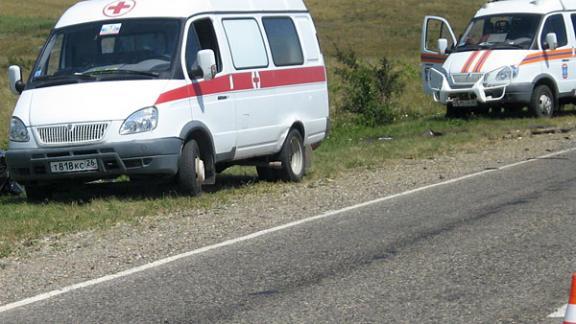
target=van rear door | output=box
[421,16,457,94]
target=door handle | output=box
[218,95,229,100]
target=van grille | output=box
[36,123,109,145]
[451,73,483,85]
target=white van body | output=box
[421,0,576,117]
[6,0,329,198]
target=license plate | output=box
[50,159,98,174]
[452,99,477,107]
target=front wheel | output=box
[177,140,204,196]
[529,85,555,118]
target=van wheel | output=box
[25,185,51,202]
[279,129,306,182]
[529,85,555,118]
[178,140,204,196]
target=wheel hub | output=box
[538,94,553,115]
[289,137,303,174]
[195,158,205,184]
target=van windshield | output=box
[30,19,181,88]
[456,14,541,52]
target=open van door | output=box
[421,16,457,94]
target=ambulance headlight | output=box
[9,117,30,142]
[483,66,516,88]
[120,107,158,135]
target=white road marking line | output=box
[1,146,575,314]
[548,304,567,318]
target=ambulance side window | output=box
[425,20,455,52]
[262,17,304,67]
[571,14,576,41]
[223,19,269,70]
[194,19,223,73]
[540,14,568,49]
[186,18,223,78]
[185,25,202,76]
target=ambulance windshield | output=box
[456,14,541,51]
[31,19,181,87]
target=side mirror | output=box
[197,49,217,81]
[545,33,558,50]
[438,38,449,55]
[8,66,25,95]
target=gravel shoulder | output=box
[0,130,574,306]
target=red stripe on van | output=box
[420,53,447,64]
[232,73,254,91]
[155,66,326,105]
[156,75,231,105]
[260,66,326,88]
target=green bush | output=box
[334,48,404,126]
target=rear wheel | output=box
[278,129,306,182]
[257,129,306,183]
[529,85,555,118]
[177,140,204,196]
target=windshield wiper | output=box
[32,74,97,88]
[81,69,159,78]
[454,44,489,52]
[34,74,96,82]
[490,43,525,50]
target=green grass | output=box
[1,0,576,257]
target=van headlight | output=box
[483,66,518,88]
[9,117,30,142]
[120,107,158,135]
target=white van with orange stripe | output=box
[421,0,576,117]
[5,0,329,200]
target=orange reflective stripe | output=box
[461,51,481,73]
[473,51,492,72]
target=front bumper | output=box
[6,137,182,184]
[428,68,531,106]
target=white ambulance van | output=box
[6,0,329,200]
[421,0,576,117]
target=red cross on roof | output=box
[103,0,136,17]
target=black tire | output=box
[529,85,555,118]
[25,185,51,202]
[177,140,203,196]
[256,129,306,182]
[278,129,306,182]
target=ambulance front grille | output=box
[451,73,483,85]
[36,123,109,145]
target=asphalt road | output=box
[2,150,576,323]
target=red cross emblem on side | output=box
[251,71,261,89]
[103,0,136,17]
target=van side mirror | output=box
[197,49,217,81]
[8,66,25,95]
[438,38,449,55]
[545,33,558,50]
